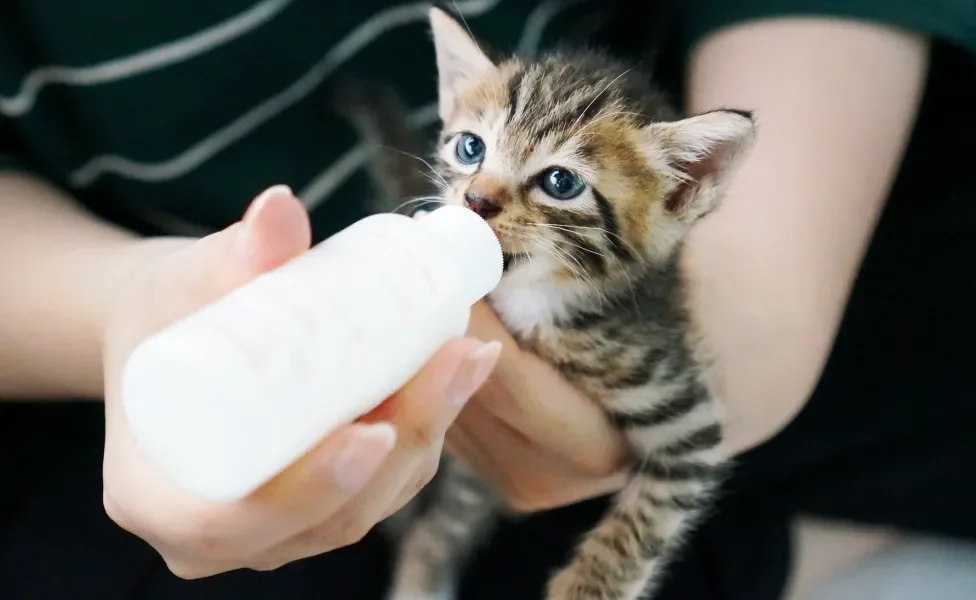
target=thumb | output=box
[158,185,312,321]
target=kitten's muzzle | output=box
[464,191,502,220]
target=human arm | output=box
[0,171,143,399]
[681,16,928,451]
[446,16,928,510]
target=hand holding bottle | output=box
[100,186,500,577]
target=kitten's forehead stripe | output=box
[505,69,524,125]
[500,52,675,151]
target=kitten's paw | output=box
[411,208,431,220]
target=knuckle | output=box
[576,444,629,478]
[398,418,438,451]
[333,518,371,549]
[102,491,132,530]
[164,558,215,580]
[338,526,369,549]
[300,516,368,553]
[505,494,544,514]
[249,561,287,572]
[501,482,556,514]
[165,514,237,561]
[415,455,441,492]
[577,456,621,479]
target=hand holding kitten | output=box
[446,302,629,512]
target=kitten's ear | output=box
[429,5,495,120]
[643,109,756,221]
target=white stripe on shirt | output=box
[0,0,294,118]
[68,0,502,189]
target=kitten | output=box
[338,7,756,600]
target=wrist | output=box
[0,171,200,400]
[87,235,197,396]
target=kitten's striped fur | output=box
[336,7,756,600]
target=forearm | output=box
[0,171,144,399]
[681,19,928,452]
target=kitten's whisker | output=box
[578,109,645,133]
[451,1,485,59]
[391,196,446,214]
[570,69,632,132]
[377,145,450,188]
[537,221,633,249]
[547,236,610,308]
[568,108,643,148]
[529,222,639,257]
[535,240,584,286]
[527,233,602,305]
[421,172,448,190]
[556,237,602,258]
[515,239,531,271]
[446,0,503,107]
[553,232,629,310]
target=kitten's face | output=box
[429,8,755,287]
[434,56,672,279]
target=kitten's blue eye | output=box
[455,133,486,165]
[539,167,585,200]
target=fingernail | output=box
[330,422,397,492]
[237,185,294,260]
[243,185,294,227]
[445,341,502,406]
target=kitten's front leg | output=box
[542,464,714,600]
[544,385,727,600]
[387,460,501,600]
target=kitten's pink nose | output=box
[464,192,502,219]
[464,176,509,220]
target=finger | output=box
[466,302,627,475]
[260,339,499,562]
[445,400,627,512]
[344,338,499,518]
[106,418,396,571]
[154,185,311,327]
[253,439,447,570]
[380,447,442,521]
[243,421,397,545]
[361,338,500,448]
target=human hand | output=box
[445,302,628,513]
[100,185,500,577]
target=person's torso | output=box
[2,0,973,241]
[0,0,607,240]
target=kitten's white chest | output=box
[488,280,575,340]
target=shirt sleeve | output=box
[679,0,976,56]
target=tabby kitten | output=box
[349,7,756,600]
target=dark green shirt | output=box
[1,0,973,241]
